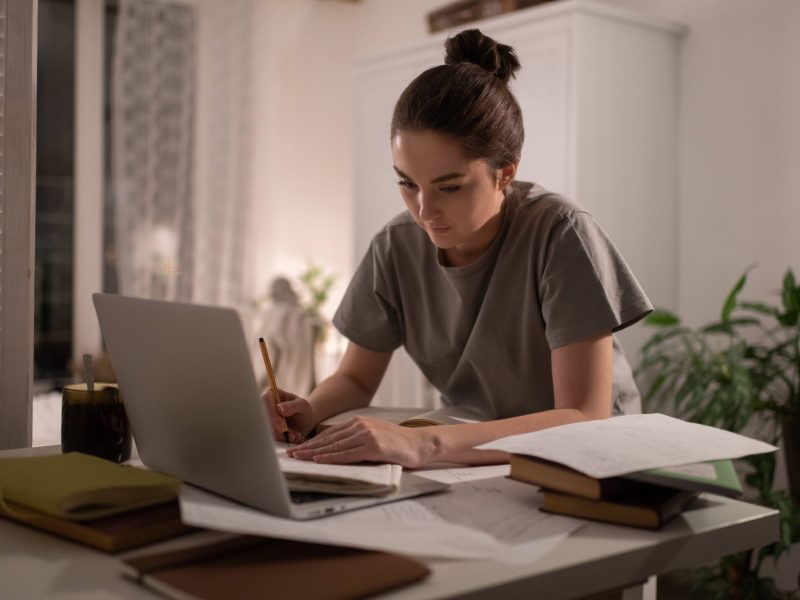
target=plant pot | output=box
[781,414,800,500]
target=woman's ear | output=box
[497,162,519,190]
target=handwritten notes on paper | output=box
[411,464,510,484]
[179,474,583,564]
[476,413,777,479]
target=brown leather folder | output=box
[122,535,430,600]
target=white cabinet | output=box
[353,0,685,407]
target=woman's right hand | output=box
[262,388,318,444]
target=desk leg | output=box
[621,576,656,600]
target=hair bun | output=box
[444,28,521,84]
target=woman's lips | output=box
[429,225,450,234]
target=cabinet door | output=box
[486,22,571,195]
[353,52,438,262]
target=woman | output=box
[265,29,652,468]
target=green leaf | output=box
[779,270,800,326]
[644,372,670,399]
[643,310,680,327]
[739,301,780,318]
[702,318,760,334]
[639,326,690,355]
[721,272,749,322]
[778,311,799,327]
[783,270,798,305]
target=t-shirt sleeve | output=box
[540,210,653,349]
[332,241,403,353]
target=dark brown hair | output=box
[391,29,524,170]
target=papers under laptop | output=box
[92,293,448,520]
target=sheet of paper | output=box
[476,413,777,478]
[411,464,510,484]
[180,476,582,564]
[411,476,585,564]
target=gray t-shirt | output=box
[333,181,653,418]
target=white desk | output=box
[0,447,779,600]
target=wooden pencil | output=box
[258,337,290,443]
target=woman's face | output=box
[391,130,514,267]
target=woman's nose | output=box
[418,193,440,221]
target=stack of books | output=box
[0,452,193,551]
[509,454,742,529]
[475,413,777,530]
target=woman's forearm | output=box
[306,372,374,424]
[422,407,596,465]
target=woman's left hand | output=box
[286,416,435,468]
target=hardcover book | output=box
[0,452,191,551]
[541,487,699,530]
[509,454,743,500]
[0,452,181,520]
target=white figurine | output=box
[253,277,315,396]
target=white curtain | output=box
[112,0,255,308]
[112,0,196,301]
[192,0,254,308]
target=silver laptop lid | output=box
[93,293,295,517]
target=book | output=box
[541,487,699,530]
[316,405,486,432]
[0,452,191,551]
[509,454,743,500]
[0,498,194,552]
[278,450,403,496]
[122,534,431,600]
[0,452,181,520]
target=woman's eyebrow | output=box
[393,166,466,183]
[431,172,466,183]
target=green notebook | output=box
[0,452,181,521]
[623,459,743,498]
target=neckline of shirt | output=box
[435,182,530,278]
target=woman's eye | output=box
[397,180,417,189]
[439,186,461,193]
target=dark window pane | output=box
[35,0,76,384]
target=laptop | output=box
[92,293,448,519]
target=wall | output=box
[599,0,800,326]
[248,0,359,313]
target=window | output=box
[35,0,118,391]
[35,0,76,386]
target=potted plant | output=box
[636,268,800,599]
[298,263,337,346]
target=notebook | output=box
[93,293,448,520]
[121,535,430,600]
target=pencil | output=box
[259,337,290,443]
